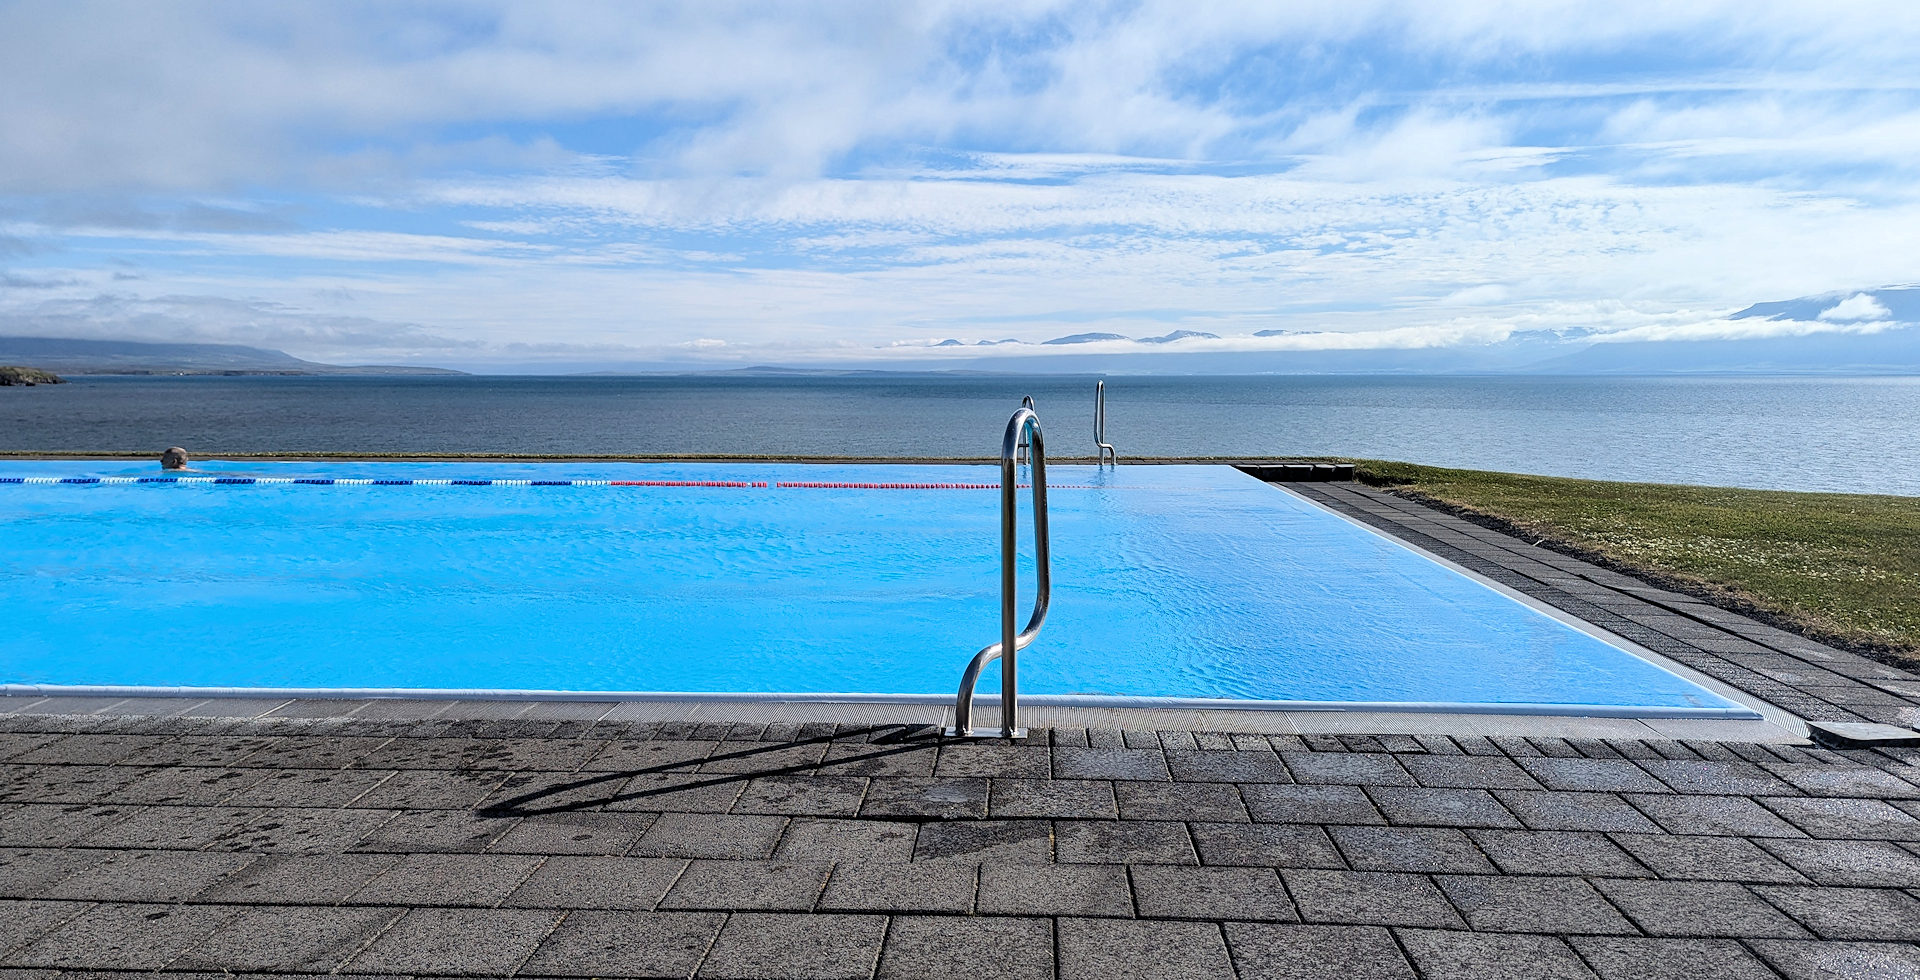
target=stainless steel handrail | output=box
[1094,380,1117,465]
[948,405,1050,739]
[1015,395,1035,466]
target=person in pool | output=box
[160,447,190,470]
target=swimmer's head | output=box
[160,447,189,470]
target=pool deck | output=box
[5,483,1920,976]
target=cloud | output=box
[1817,293,1893,321]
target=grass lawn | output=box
[1352,460,1920,666]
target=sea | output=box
[5,374,1917,496]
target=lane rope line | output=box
[0,476,1108,490]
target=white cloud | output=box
[1817,293,1893,321]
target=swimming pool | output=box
[0,460,1755,717]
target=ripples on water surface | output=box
[5,374,1916,494]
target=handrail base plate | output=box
[942,726,1028,740]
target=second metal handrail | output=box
[1015,395,1035,466]
[948,405,1050,739]
[1095,380,1117,465]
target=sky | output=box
[2,1,1919,370]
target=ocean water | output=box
[4,374,1917,495]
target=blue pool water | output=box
[0,461,1751,715]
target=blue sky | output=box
[2,1,1919,369]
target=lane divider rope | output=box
[0,476,1103,490]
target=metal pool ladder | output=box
[1095,380,1117,465]
[1015,395,1035,466]
[948,404,1051,739]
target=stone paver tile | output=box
[1394,930,1594,980]
[43,849,253,902]
[1469,829,1650,876]
[80,804,258,849]
[11,733,157,766]
[606,772,747,814]
[1225,923,1412,980]
[220,805,400,853]
[935,743,1052,778]
[1165,749,1289,783]
[348,769,507,809]
[1364,786,1520,828]
[660,860,830,911]
[0,804,138,847]
[697,741,828,775]
[226,768,394,807]
[1766,763,1920,799]
[1281,752,1413,786]
[489,811,657,855]
[583,738,718,773]
[991,778,1117,819]
[521,910,724,978]
[775,818,918,862]
[1595,878,1810,938]
[1053,747,1171,781]
[733,775,869,817]
[351,852,542,906]
[1753,885,1920,941]
[1189,822,1344,868]
[818,861,977,914]
[504,855,686,910]
[7,903,235,970]
[878,915,1050,980]
[1329,826,1494,874]
[1055,820,1196,865]
[234,734,394,769]
[631,813,787,859]
[698,912,886,980]
[1436,875,1635,933]
[113,766,264,805]
[1282,870,1465,928]
[914,819,1052,864]
[1626,794,1806,837]
[173,905,402,973]
[1637,760,1796,796]
[1241,784,1384,825]
[0,766,140,805]
[1763,797,1920,840]
[1114,781,1249,822]
[1056,917,1233,980]
[0,899,90,960]
[337,808,501,853]
[814,741,939,778]
[345,907,560,976]
[1758,838,1920,886]
[1749,938,1920,980]
[1400,755,1541,791]
[480,770,627,813]
[1131,864,1294,921]
[1571,937,1779,980]
[859,778,989,819]
[979,863,1133,917]
[196,853,399,904]
[1516,757,1670,793]
[0,848,103,897]
[1494,791,1660,832]
[1612,834,1805,883]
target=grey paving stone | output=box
[1766,763,1920,798]
[1131,864,1294,921]
[80,804,259,850]
[521,909,725,977]
[1241,783,1384,824]
[0,804,138,847]
[0,901,94,962]
[173,905,402,972]
[914,819,1052,863]
[1394,930,1594,980]
[1749,938,1920,980]
[859,778,989,819]
[814,741,939,777]
[631,813,787,859]
[220,805,399,853]
[196,853,399,904]
[1571,937,1779,980]
[877,915,1051,980]
[489,811,657,855]
[1636,760,1798,796]
[9,734,152,766]
[348,769,507,809]
[351,852,542,906]
[1611,834,1806,882]
[1189,822,1344,868]
[732,774,868,816]
[1282,870,1466,928]
[1494,791,1661,832]
[113,766,264,805]
[697,912,886,980]
[607,772,747,814]
[991,778,1118,818]
[1758,838,1920,886]
[1281,752,1413,786]
[583,738,717,772]
[1436,874,1636,933]
[7,902,236,970]
[345,907,560,976]
[504,855,687,910]
[698,740,829,774]
[1627,793,1807,837]
[0,848,101,897]
[1364,786,1520,828]
[226,768,394,807]
[660,860,830,911]
[979,863,1134,916]
[1054,747,1172,781]
[1056,917,1234,980]
[1763,797,1920,840]
[1114,781,1249,822]
[1165,749,1290,783]
[1517,757,1672,793]
[935,743,1052,778]
[1753,885,1920,940]
[1224,923,1413,980]
[1329,826,1495,873]
[1056,820,1196,865]
[42,849,254,902]
[1595,878,1810,937]
[481,770,628,813]
[818,861,977,913]
[775,818,918,862]
[235,734,395,769]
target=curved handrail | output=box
[1014,395,1035,465]
[1095,380,1117,465]
[950,405,1051,738]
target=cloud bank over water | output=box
[2,2,1919,370]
